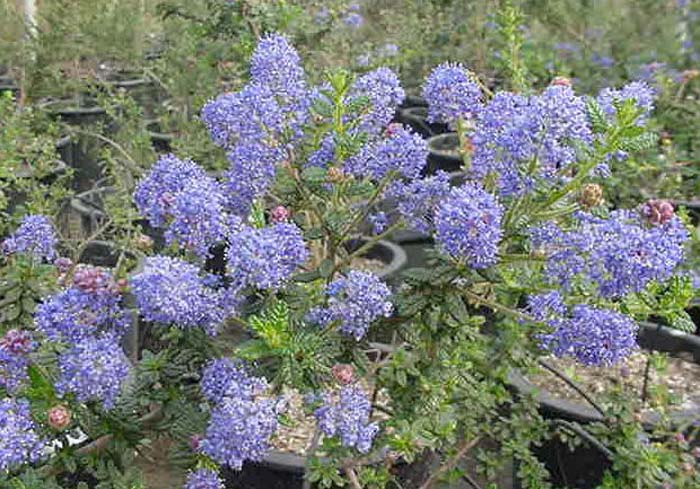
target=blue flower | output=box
[434,183,503,268]
[314,386,378,453]
[0,330,34,394]
[597,81,654,126]
[223,142,282,217]
[130,256,239,334]
[349,68,405,135]
[0,398,46,471]
[384,171,452,234]
[2,214,57,260]
[250,33,307,101]
[226,223,308,291]
[343,12,364,28]
[183,468,224,489]
[200,358,268,405]
[423,62,483,126]
[55,334,131,409]
[308,270,393,340]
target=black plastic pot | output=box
[673,200,700,226]
[146,119,175,153]
[223,452,305,489]
[40,97,108,126]
[426,133,463,175]
[0,76,18,97]
[344,237,407,284]
[510,322,700,488]
[396,106,448,139]
[399,95,428,110]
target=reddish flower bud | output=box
[327,167,346,183]
[332,364,355,385]
[550,76,572,87]
[384,123,403,138]
[47,405,71,431]
[189,434,202,451]
[461,138,474,153]
[579,183,603,208]
[0,329,33,355]
[134,234,154,251]
[54,257,73,273]
[270,206,290,223]
[643,199,675,225]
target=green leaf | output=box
[301,166,327,185]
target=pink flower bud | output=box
[384,123,403,137]
[189,434,202,451]
[47,405,71,431]
[0,330,33,355]
[54,257,73,273]
[332,364,355,385]
[550,76,572,87]
[270,206,290,223]
[643,199,675,225]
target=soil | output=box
[529,351,700,413]
[349,256,386,274]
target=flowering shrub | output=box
[1,31,698,489]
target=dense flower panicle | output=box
[343,125,427,180]
[250,33,306,101]
[2,214,57,260]
[596,81,655,125]
[34,286,130,343]
[349,68,405,134]
[434,184,504,268]
[470,86,592,196]
[368,212,388,235]
[72,265,117,295]
[343,12,364,28]
[200,358,268,405]
[0,330,34,394]
[314,386,378,453]
[130,256,238,334]
[0,398,46,471]
[305,133,336,168]
[135,155,227,257]
[423,63,483,125]
[538,304,638,366]
[163,177,228,257]
[200,396,279,470]
[183,469,225,489]
[643,199,675,225]
[384,171,452,234]
[55,334,130,409]
[527,291,568,321]
[226,223,308,290]
[223,142,282,217]
[531,210,688,298]
[308,270,393,340]
[134,154,208,228]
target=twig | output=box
[344,465,363,489]
[302,430,322,489]
[461,473,484,489]
[418,437,481,489]
[462,289,533,322]
[553,419,614,459]
[538,359,607,418]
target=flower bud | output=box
[682,462,694,474]
[384,123,403,138]
[461,138,474,154]
[681,69,700,83]
[691,447,700,458]
[550,76,572,87]
[643,199,674,225]
[675,432,687,444]
[134,234,154,251]
[579,183,603,208]
[270,206,290,223]
[189,434,202,451]
[73,265,112,294]
[0,329,33,355]
[47,405,71,431]
[331,364,355,385]
[54,257,73,273]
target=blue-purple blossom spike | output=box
[314,385,379,453]
[130,256,239,334]
[384,171,452,234]
[250,33,306,100]
[200,358,268,405]
[0,329,34,394]
[55,334,131,409]
[349,68,405,134]
[0,398,46,471]
[2,214,57,260]
[226,223,308,290]
[423,62,483,126]
[308,270,393,340]
[596,81,655,125]
[434,183,503,268]
[183,468,225,489]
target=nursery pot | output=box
[672,200,700,226]
[40,97,108,126]
[398,94,428,110]
[396,106,448,139]
[426,133,463,175]
[222,451,305,489]
[146,119,175,153]
[510,322,700,488]
[343,237,407,283]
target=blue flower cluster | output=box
[200,358,267,405]
[130,256,239,335]
[202,34,310,219]
[55,334,131,409]
[423,63,483,126]
[226,223,308,291]
[183,468,224,489]
[385,171,452,234]
[134,154,227,257]
[34,268,130,343]
[1,214,57,260]
[308,270,393,340]
[344,125,427,181]
[529,292,638,366]
[434,183,504,268]
[349,68,405,134]
[470,86,592,196]
[314,385,379,453]
[0,398,46,471]
[530,209,688,298]
[0,330,34,394]
[597,81,655,125]
[199,359,279,470]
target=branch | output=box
[419,437,481,489]
[343,465,363,489]
[302,430,322,489]
[537,359,607,418]
[553,419,614,459]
